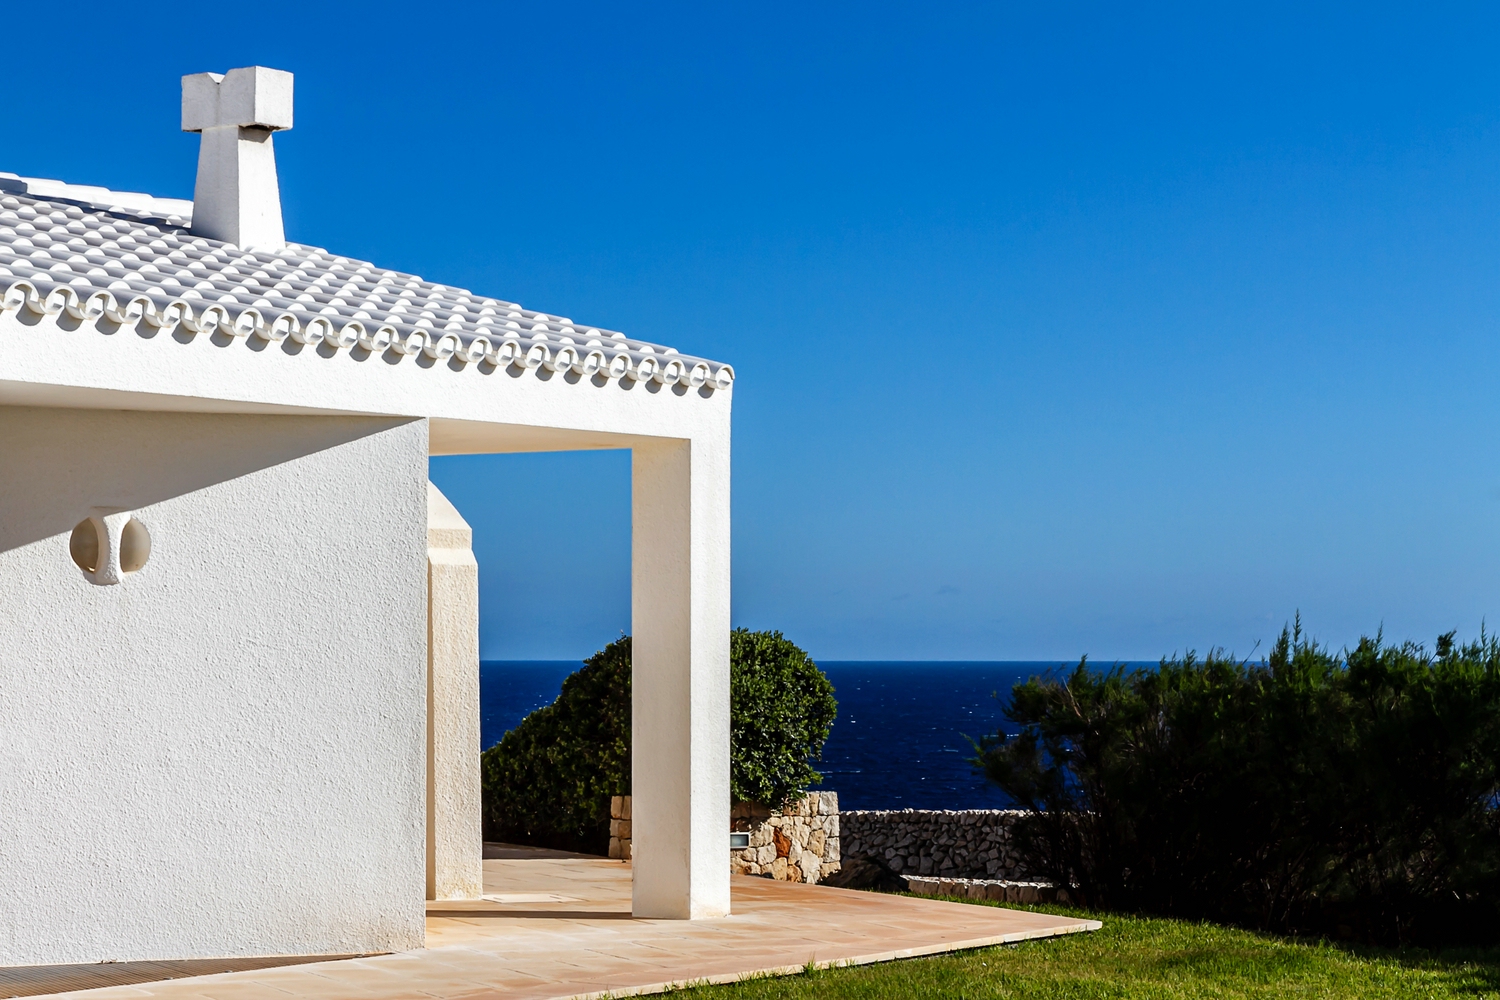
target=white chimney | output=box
[181,66,294,249]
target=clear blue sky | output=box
[12,3,1500,661]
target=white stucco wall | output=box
[0,405,429,965]
[0,298,737,929]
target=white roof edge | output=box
[0,178,737,393]
[0,173,194,222]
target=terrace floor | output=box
[8,846,1099,1000]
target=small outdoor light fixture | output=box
[729,832,751,849]
[69,509,151,584]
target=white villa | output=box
[0,67,734,966]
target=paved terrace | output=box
[4,846,1099,1000]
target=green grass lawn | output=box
[669,896,1500,999]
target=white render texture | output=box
[183,68,293,249]
[631,435,732,919]
[425,482,483,901]
[0,406,429,964]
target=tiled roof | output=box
[0,174,734,391]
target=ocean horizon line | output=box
[480,657,1163,666]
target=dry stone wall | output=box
[608,792,842,884]
[906,877,1071,904]
[730,792,840,883]
[840,809,1034,880]
[608,794,633,860]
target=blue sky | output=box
[12,3,1500,660]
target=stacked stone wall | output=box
[840,809,1034,880]
[730,792,840,883]
[608,795,633,860]
[608,792,842,884]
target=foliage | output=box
[971,620,1500,945]
[670,899,1500,1000]
[481,629,836,854]
[480,637,631,853]
[728,628,838,808]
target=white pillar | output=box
[426,482,483,901]
[631,434,732,919]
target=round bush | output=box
[480,637,631,853]
[728,628,837,809]
[481,629,836,854]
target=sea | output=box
[480,660,1150,810]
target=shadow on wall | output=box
[0,406,420,553]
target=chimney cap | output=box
[182,66,293,133]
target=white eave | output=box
[0,175,735,401]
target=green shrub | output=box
[481,628,836,854]
[480,637,632,853]
[728,628,838,808]
[973,620,1500,945]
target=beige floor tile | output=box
[13,848,1098,1000]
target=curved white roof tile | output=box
[0,175,734,393]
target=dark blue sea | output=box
[479,660,1148,810]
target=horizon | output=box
[483,657,1178,665]
[15,2,1500,661]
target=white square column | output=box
[630,433,732,919]
[425,482,483,901]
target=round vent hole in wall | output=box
[70,515,151,580]
[120,518,151,573]
[69,519,99,574]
